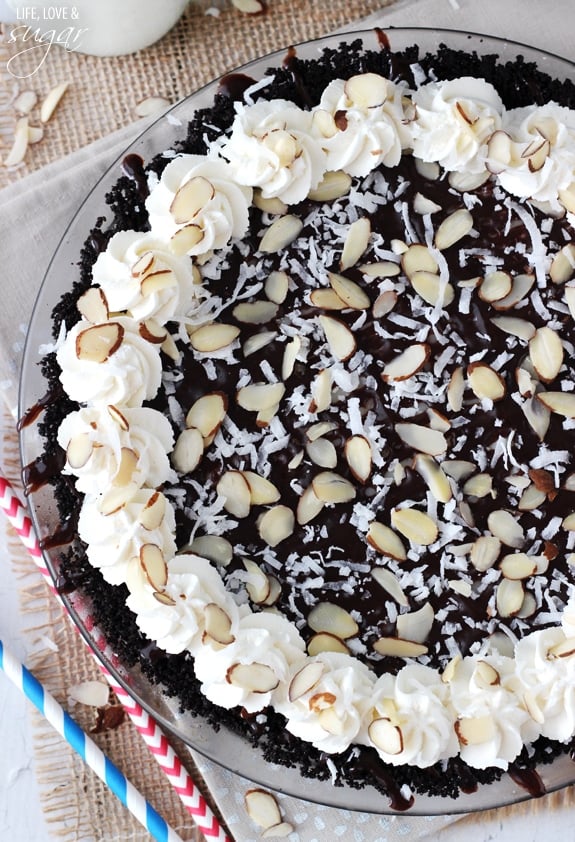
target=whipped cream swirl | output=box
[146,154,252,257]
[217,99,327,204]
[91,230,200,324]
[412,77,504,173]
[57,406,175,496]
[313,74,411,177]
[57,317,163,407]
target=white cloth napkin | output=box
[3,1,575,839]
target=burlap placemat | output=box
[0,0,394,189]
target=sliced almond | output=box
[170,176,215,224]
[550,244,575,284]
[401,244,438,278]
[243,331,277,357]
[373,637,428,658]
[137,492,166,532]
[227,663,278,693]
[311,471,356,504]
[307,169,352,202]
[446,366,465,412]
[203,602,235,647]
[328,271,370,309]
[27,125,44,144]
[241,471,281,505]
[340,217,371,270]
[243,559,271,604]
[172,427,204,474]
[244,788,282,829]
[496,577,525,617]
[107,405,129,431]
[140,269,177,297]
[522,394,551,441]
[252,191,288,215]
[13,89,37,114]
[529,326,564,382]
[264,270,289,304]
[306,437,338,469]
[189,535,233,566]
[77,287,109,324]
[135,96,171,118]
[186,392,228,438]
[479,271,512,303]
[344,72,389,108]
[233,300,279,325]
[359,261,401,279]
[462,472,493,499]
[40,81,69,123]
[499,552,537,580]
[394,422,447,456]
[216,470,252,518]
[307,632,350,656]
[562,513,575,531]
[487,509,524,548]
[306,421,337,442]
[390,508,438,546]
[442,460,476,481]
[470,535,501,572]
[409,270,455,308]
[490,316,536,341]
[259,215,303,254]
[170,223,204,255]
[473,660,500,688]
[415,159,441,181]
[66,433,93,470]
[318,315,356,361]
[382,343,430,382]
[396,601,434,644]
[367,521,407,561]
[288,662,325,702]
[455,716,496,746]
[190,323,240,353]
[257,505,295,547]
[414,454,452,503]
[308,691,336,712]
[139,543,168,591]
[237,382,285,412]
[467,362,506,401]
[434,208,473,250]
[113,447,138,487]
[139,319,168,344]
[558,184,575,215]
[261,822,295,839]
[373,290,398,318]
[448,170,490,192]
[371,567,409,606]
[309,367,332,413]
[537,391,575,418]
[309,288,346,310]
[547,637,575,659]
[308,601,358,639]
[368,718,403,755]
[413,192,442,214]
[296,484,325,525]
[153,591,176,606]
[491,273,535,311]
[75,322,124,363]
[344,435,372,484]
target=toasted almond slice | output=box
[243,331,277,357]
[371,567,408,606]
[414,454,452,503]
[409,270,455,307]
[499,552,537,580]
[367,522,407,561]
[373,637,429,658]
[401,243,438,278]
[491,273,535,310]
[66,433,93,470]
[252,191,288,215]
[467,362,506,401]
[288,662,325,702]
[75,322,124,363]
[170,176,215,224]
[479,271,512,303]
[307,169,352,201]
[391,508,438,546]
[462,472,493,499]
[216,470,252,518]
[306,437,338,469]
[186,392,227,438]
[396,602,434,644]
[394,422,447,456]
[241,471,281,505]
[340,217,371,270]
[189,535,233,566]
[308,601,358,639]
[40,81,68,123]
[257,505,295,547]
[227,663,278,693]
[490,316,536,341]
[470,535,501,572]
[344,435,372,484]
[550,244,575,284]
[328,271,370,309]
[237,381,285,412]
[318,315,357,361]
[261,822,295,839]
[309,288,346,310]
[537,391,575,417]
[233,300,279,324]
[203,602,235,646]
[309,367,332,413]
[190,323,239,353]
[487,509,524,548]
[113,447,138,487]
[434,208,473,250]
[307,632,350,656]
[77,287,109,323]
[529,326,564,382]
[312,471,356,504]
[139,543,168,591]
[296,484,325,525]
[496,578,525,617]
[259,215,303,253]
[455,716,496,746]
[382,342,430,382]
[243,559,271,604]
[368,718,403,755]
[308,690,337,712]
[172,427,204,474]
[359,261,400,278]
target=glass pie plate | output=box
[18,27,575,815]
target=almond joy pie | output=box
[22,31,575,810]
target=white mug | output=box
[2,0,190,57]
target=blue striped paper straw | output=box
[0,639,185,842]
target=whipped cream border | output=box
[53,69,575,773]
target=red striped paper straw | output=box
[0,472,232,842]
